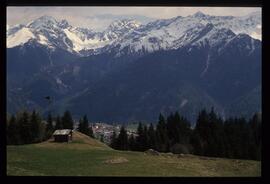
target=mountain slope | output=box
[48,31,261,123]
[7,12,261,123]
[225,85,261,118]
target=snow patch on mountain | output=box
[7,27,35,48]
[249,24,261,40]
[37,34,51,47]
[250,31,261,40]
[63,28,110,52]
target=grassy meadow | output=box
[7,131,261,176]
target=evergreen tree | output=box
[62,110,73,129]
[156,113,169,152]
[110,130,118,149]
[18,111,32,144]
[249,113,261,160]
[148,123,156,149]
[167,112,191,146]
[223,118,236,158]
[193,109,210,155]
[7,115,20,145]
[8,111,46,145]
[77,118,83,132]
[117,126,129,150]
[30,110,42,142]
[135,122,145,151]
[46,113,54,135]
[190,130,203,155]
[82,115,90,136]
[55,115,63,129]
[214,117,225,157]
[166,113,176,145]
[206,108,224,156]
[179,116,192,144]
[222,116,256,159]
[143,125,149,149]
[89,125,94,138]
[77,115,94,138]
[128,134,136,151]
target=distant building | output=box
[53,129,73,142]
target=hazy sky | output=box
[7,7,261,31]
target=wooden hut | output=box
[53,129,73,142]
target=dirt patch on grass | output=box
[104,157,129,164]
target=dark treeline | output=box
[77,115,94,138]
[110,108,261,161]
[7,110,93,145]
[7,108,261,160]
[7,110,47,145]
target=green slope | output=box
[7,131,261,176]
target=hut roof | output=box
[53,129,72,135]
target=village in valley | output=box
[76,122,138,144]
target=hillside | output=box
[7,131,261,176]
[36,131,111,150]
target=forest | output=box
[6,108,261,161]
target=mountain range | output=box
[7,11,261,124]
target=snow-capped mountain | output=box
[104,19,141,40]
[7,11,261,57]
[103,11,261,56]
[6,16,142,55]
[7,11,261,123]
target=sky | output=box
[7,7,261,31]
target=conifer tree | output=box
[148,123,156,149]
[249,113,261,160]
[55,115,63,129]
[46,113,54,135]
[18,111,32,144]
[7,115,20,145]
[110,130,118,149]
[62,110,73,129]
[77,118,83,132]
[30,110,42,142]
[143,124,149,150]
[136,122,145,151]
[77,115,94,137]
[89,125,94,138]
[128,134,136,151]
[82,115,90,136]
[117,126,129,150]
[156,113,169,152]
[194,109,210,155]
